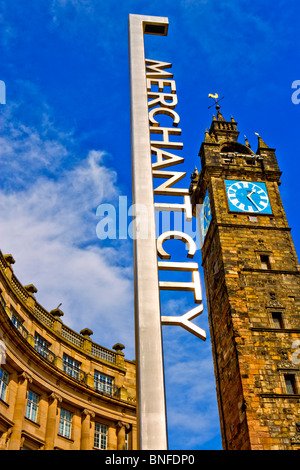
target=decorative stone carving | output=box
[256,239,270,253]
[4,254,15,265]
[116,420,130,431]
[81,409,95,418]
[49,308,64,318]
[291,422,300,444]
[48,392,62,403]
[112,343,125,354]
[277,350,299,371]
[80,328,93,338]
[24,284,38,295]
[265,292,285,309]
[18,371,32,384]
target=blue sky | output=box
[1,0,299,451]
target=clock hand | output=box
[247,193,260,210]
[247,189,256,198]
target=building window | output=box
[220,152,235,164]
[260,255,271,270]
[11,312,26,334]
[0,368,9,401]
[284,374,297,394]
[271,312,284,329]
[223,157,234,164]
[94,371,114,395]
[25,390,39,422]
[63,354,81,380]
[34,333,50,359]
[10,311,29,341]
[59,408,72,439]
[11,312,20,328]
[245,156,256,166]
[94,423,108,450]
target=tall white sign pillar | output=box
[128,14,169,450]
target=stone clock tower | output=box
[189,105,300,450]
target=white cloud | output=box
[0,140,135,358]
[0,102,75,190]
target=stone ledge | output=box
[242,268,300,275]
[217,223,291,231]
[251,326,300,333]
[260,393,300,399]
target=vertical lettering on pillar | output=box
[146,59,206,340]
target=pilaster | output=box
[80,409,95,450]
[116,420,130,450]
[8,371,32,450]
[44,392,62,450]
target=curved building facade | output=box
[0,250,137,450]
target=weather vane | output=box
[208,93,224,110]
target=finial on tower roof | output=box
[255,132,269,149]
[244,135,251,148]
[208,93,224,111]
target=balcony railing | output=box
[2,305,123,398]
[62,363,87,383]
[91,343,116,364]
[0,250,117,365]
[34,343,56,364]
[10,314,30,341]
[94,382,120,398]
[61,325,84,348]
[9,314,56,365]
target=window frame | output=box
[271,311,284,329]
[25,389,40,423]
[260,254,271,270]
[58,407,73,439]
[63,354,81,381]
[94,422,108,450]
[94,371,114,396]
[284,373,298,394]
[245,156,257,166]
[34,333,51,359]
[0,367,9,402]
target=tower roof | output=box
[208,105,239,143]
[256,134,270,150]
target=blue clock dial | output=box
[200,190,212,244]
[225,180,272,214]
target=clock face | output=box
[199,190,212,244]
[225,180,272,214]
